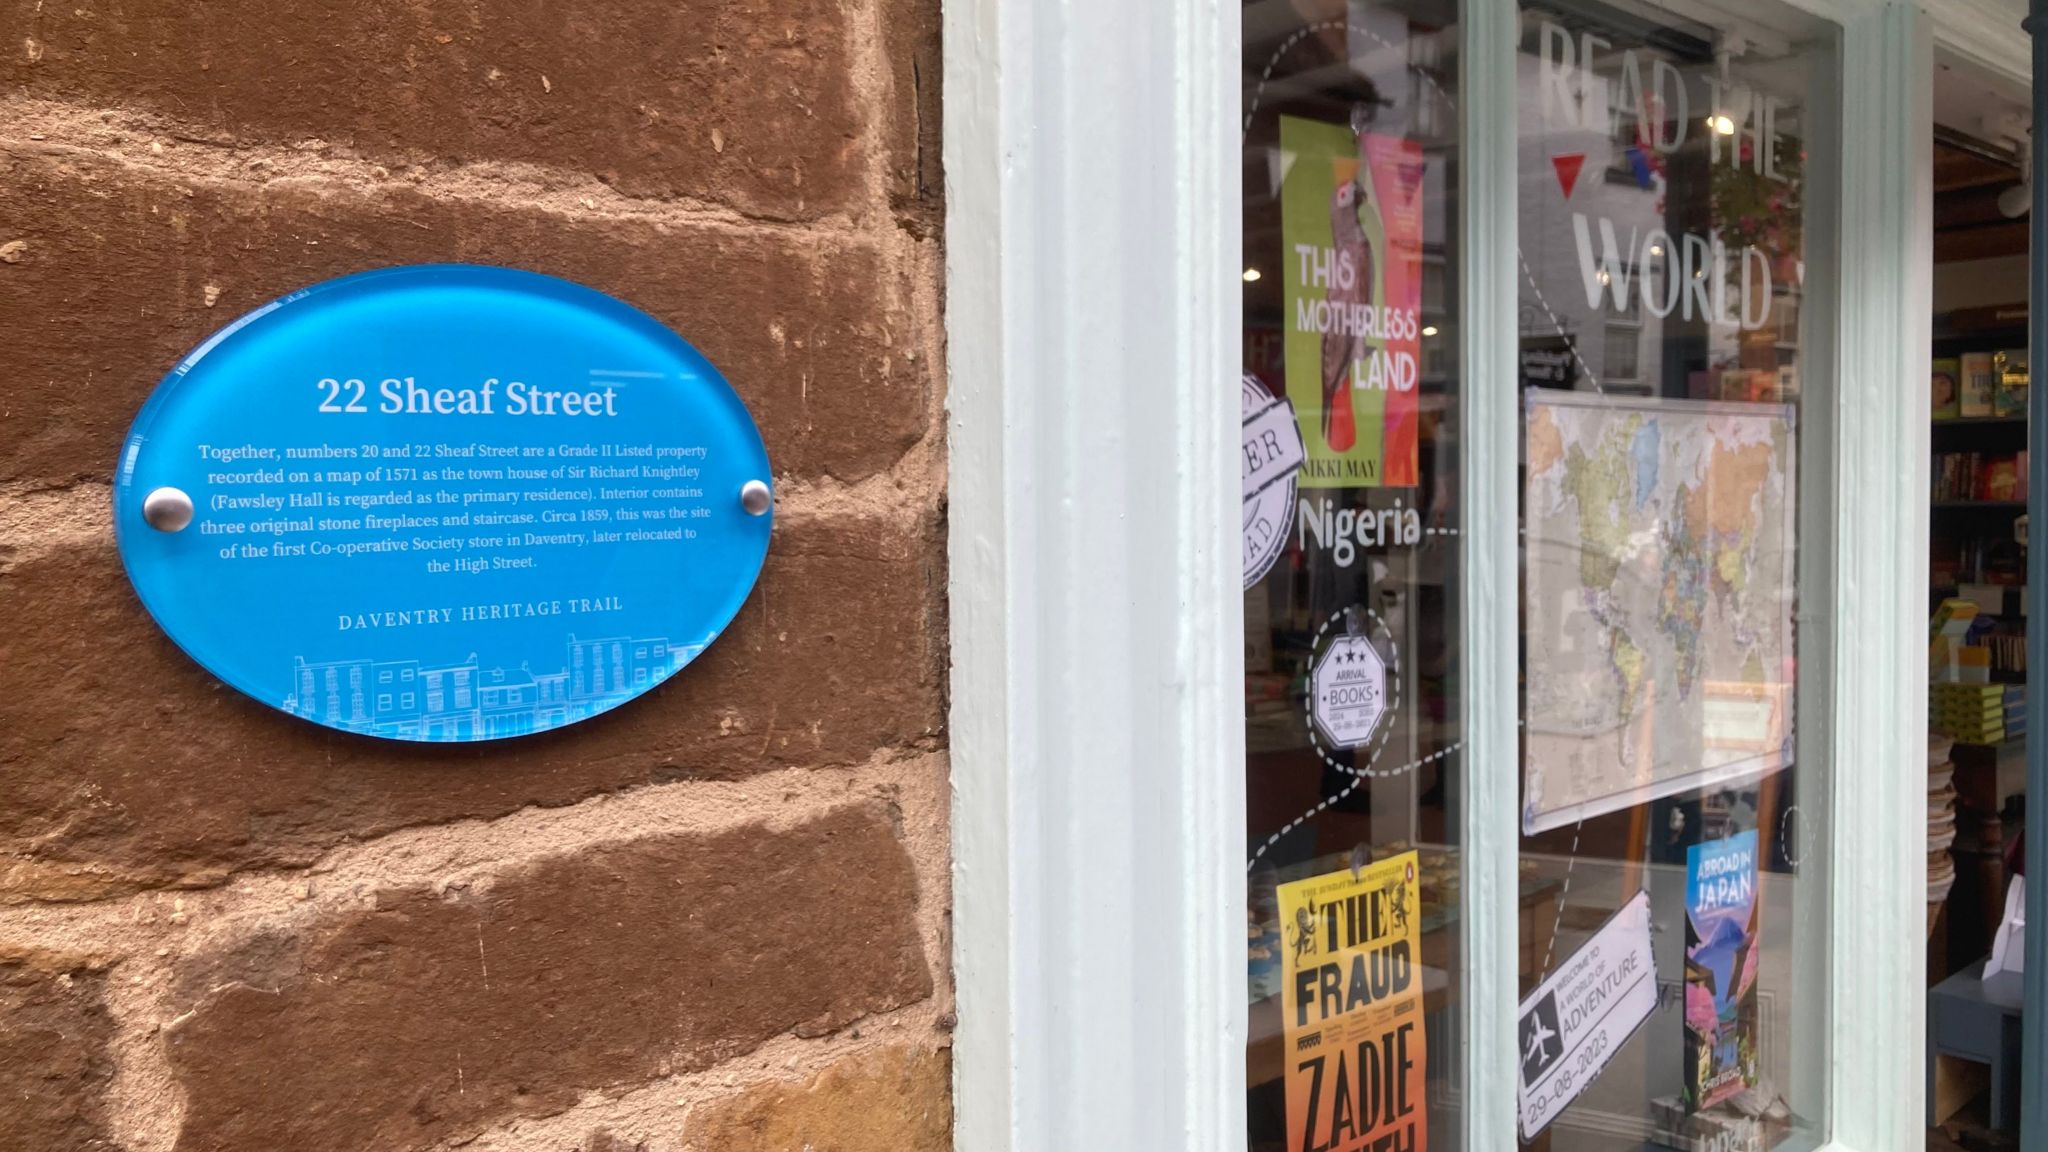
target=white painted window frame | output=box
[945,1,1942,1150]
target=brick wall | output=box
[0,2,949,1149]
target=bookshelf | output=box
[1933,416,2027,427]
[1930,319,2028,592]
[1928,315,2029,990]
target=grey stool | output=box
[1927,959,2026,1131]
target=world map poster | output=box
[1522,392,1797,834]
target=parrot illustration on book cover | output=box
[1280,113,1417,489]
[1318,162,1374,454]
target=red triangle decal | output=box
[1552,153,1586,199]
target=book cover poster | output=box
[1683,829,1762,1111]
[1279,850,1427,1152]
[1279,115,1423,489]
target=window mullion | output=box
[1461,0,1524,1149]
[1828,2,1934,1147]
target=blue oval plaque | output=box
[115,265,772,742]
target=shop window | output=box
[1515,2,1833,1146]
[1242,2,1463,1148]
[1238,0,1849,1145]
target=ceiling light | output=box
[1422,325,1439,337]
[1243,268,1262,282]
[1709,114,1736,136]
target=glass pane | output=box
[1514,2,1835,1148]
[1242,2,1464,1150]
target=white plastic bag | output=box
[1985,874,2025,978]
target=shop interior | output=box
[1925,48,2032,1152]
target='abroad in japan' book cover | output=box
[1684,829,1761,1112]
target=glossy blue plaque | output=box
[115,265,772,742]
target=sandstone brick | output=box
[0,145,928,489]
[0,0,871,219]
[0,508,942,900]
[0,957,116,1151]
[687,1045,950,1152]
[162,804,932,1152]
[880,0,942,235]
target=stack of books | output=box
[1928,735,1957,938]
[1650,1088,1790,1152]
[1929,682,2012,744]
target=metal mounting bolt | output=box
[740,479,772,516]
[142,486,194,532]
